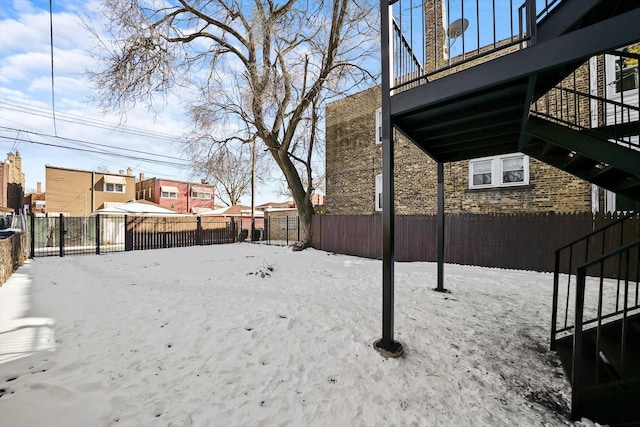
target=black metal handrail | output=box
[551,212,639,350]
[571,238,640,419]
[391,0,546,92]
[532,50,640,153]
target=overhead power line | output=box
[0,127,193,168]
[0,100,183,141]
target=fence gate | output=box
[30,214,237,257]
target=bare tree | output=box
[88,0,378,248]
[189,140,267,206]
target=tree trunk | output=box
[271,149,314,250]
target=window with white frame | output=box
[161,191,178,198]
[191,191,212,199]
[375,174,383,211]
[160,185,179,199]
[469,154,529,189]
[104,183,125,193]
[606,44,639,95]
[35,200,46,209]
[375,107,383,144]
[103,175,126,193]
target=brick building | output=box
[0,152,25,213]
[326,2,639,216]
[24,181,46,215]
[325,86,595,216]
[136,174,215,213]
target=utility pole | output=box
[250,137,256,241]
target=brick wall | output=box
[0,232,27,286]
[325,86,593,215]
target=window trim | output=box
[191,191,212,199]
[104,182,125,193]
[468,154,529,189]
[375,174,383,211]
[375,107,382,145]
[161,191,178,199]
[605,45,639,97]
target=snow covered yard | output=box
[0,243,573,426]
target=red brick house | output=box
[136,175,215,213]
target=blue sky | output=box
[0,0,285,203]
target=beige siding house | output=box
[45,166,136,216]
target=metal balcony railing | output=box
[571,238,640,418]
[390,0,558,92]
[551,212,640,350]
[532,50,640,153]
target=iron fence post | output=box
[550,248,560,350]
[96,214,101,255]
[30,213,35,259]
[59,214,64,257]
[124,215,133,251]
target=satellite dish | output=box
[447,18,469,38]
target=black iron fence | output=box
[30,214,237,257]
[259,215,301,246]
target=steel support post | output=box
[374,0,403,358]
[435,162,447,292]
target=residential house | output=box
[45,166,135,216]
[136,174,215,213]
[24,181,46,215]
[0,151,25,213]
[327,6,639,216]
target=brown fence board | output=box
[310,213,621,272]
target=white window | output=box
[103,175,126,193]
[604,44,639,143]
[35,200,46,209]
[606,45,639,95]
[160,185,179,199]
[469,154,529,189]
[191,191,212,199]
[105,183,125,193]
[375,107,383,144]
[161,191,178,199]
[375,174,383,211]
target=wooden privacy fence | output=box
[30,214,237,257]
[310,213,637,272]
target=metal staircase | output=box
[551,214,640,423]
[383,0,640,423]
[389,1,640,204]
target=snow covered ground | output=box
[0,243,574,426]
